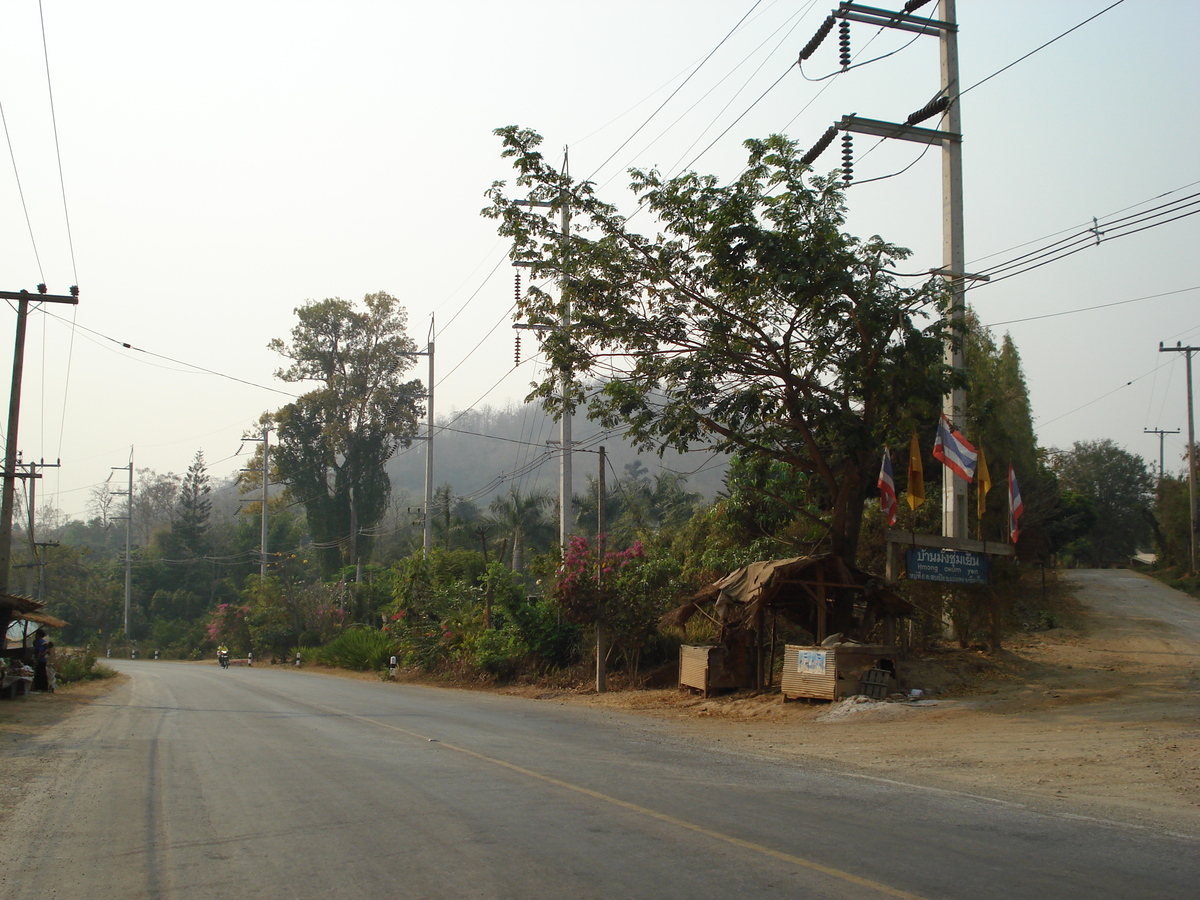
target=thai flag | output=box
[1009,464,1024,543]
[878,448,898,526]
[933,414,977,482]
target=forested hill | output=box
[385,403,728,504]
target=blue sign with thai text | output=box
[906,548,989,585]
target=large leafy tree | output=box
[1052,439,1153,566]
[268,291,424,575]
[486,128,949,562]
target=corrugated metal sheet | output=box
[781,646,838,700]
[679,644,713,693]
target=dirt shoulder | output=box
[0,675,126,826]
[527,568,1200,835]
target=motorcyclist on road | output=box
[217,643,230,668]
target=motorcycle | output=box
[218,649,230,669]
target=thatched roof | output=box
[663,554,911,634]
[1,593,68,631]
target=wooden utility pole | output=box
[0,286,78,595]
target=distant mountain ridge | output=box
[385,403,728,505]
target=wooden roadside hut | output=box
[2,593,68,661]
[664,554,913,693]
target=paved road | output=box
[1062,567,1200,644]
[1,659,1197,899]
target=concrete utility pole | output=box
[406,324,435,554]
[558,149,575,550]
[938,0,969,541]
[514,149,575,550]
[242,428,271,577]
[424,319,434,554]
[21,459,59,601]
[1144,427,1180,482]
[261,429,269,577]
[0,286,78,595]
[596,445,606,694]
[799,3,974,541]
[112,452,133,638]
[1159,342,1198,571]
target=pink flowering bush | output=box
[552,535,679,679]
[206,603,251,650]
[552,535,644,624]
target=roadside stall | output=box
[664,555,912,697]
[1,594,67,698]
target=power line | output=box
[968,195,1200,289]
[38,0,77,285]
[649,7,813,181]
[984,285,1200,329]
[966,179,1200,269]
[40,308,299,397]
[0,101,45,284]
[959,0,1129,98]
[586,0,766,183]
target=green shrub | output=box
[401,627,447,673]
[471,627,524,679]
[55,651,116,685]
[312,628,396,671]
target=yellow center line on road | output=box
[290,691,931,900]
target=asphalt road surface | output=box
[2,653,1197,899]
[1064,567,1200,643]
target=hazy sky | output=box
[0,0,1195,521]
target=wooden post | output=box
[815,581,828,643]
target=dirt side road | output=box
[565,569,1200,834]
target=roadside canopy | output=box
[663,554,911,644]
[14,610,68,628]
[1,594,67,649]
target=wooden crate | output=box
[679,643,752,697]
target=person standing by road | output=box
[32,629,49,692]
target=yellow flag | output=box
[976,444,992,520]
[906,430,924,510]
